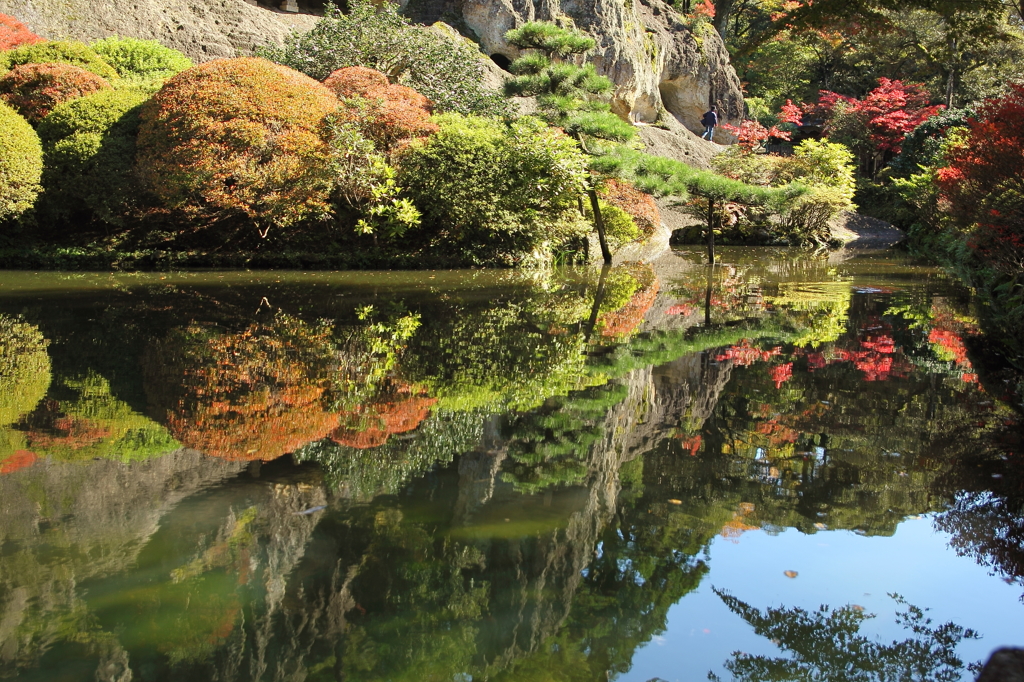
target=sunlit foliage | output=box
[0,100,42,222]
[136,58,339,235]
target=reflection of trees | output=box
[143,313,342,461]
[331,380,436,449]
[502,382,629,493]
[0,314,51,426]
[294,410,485,499]
[0,315,50,467]
[711,591,980,682]
[697,291,995,537]
[22,372,177,463]
[931,421,1024,597]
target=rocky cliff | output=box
[2,0,744,137]
[0,0,316,61]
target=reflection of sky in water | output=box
[626,518,1024,682]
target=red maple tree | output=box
[815,78,944,155]
[0,14,44,50]
[935,83,1024,275]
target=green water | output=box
[0,248,1021,682]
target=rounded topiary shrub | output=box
[90,36,193,82]
[324,66,436,152]
[0,13,45,50]
[0,40,119,80]
[0,100,43,222]
[0,62,112,123]
[38,87,151,224]
[136,57,341,234]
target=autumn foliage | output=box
[323,66,436,152]
[600,178,660,239]
[136,57,340,233]
[599,267,660,338]
[816,78,944,155]
[0,14,43,50]
[143,316,340,462]
[0,63,111,123]
[936,83,1024,276]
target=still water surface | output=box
[0,248,1021,682]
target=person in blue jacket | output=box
[701,106,718,141]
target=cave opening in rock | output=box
[490,53,512,72]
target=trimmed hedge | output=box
[0,62,111,123]
[90,36,192,82]
[136,57,341,233]
[0,100,43,222]
[38,87,151,225]
[0,40,119,80]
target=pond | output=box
[0,248,1021,682]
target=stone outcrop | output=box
[3,0,742,137]
[413,0,744,133]
[0,0,316,62]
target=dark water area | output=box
[0,248,1022,682]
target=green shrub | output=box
[0,62,112,123]
[584,200,640,249]
[398,114,590,265]
[38,87,151,224]
[0,40,118,80]
[0,100,42,222]
[257,0,509,117]
[136,57,340,235]
[90,36,192,82]
[773,139,856,243]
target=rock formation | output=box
[2,0,743,137]
[0,0,316,61]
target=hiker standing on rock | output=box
[701,106,718,141]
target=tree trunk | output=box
[584,264,611,344]
[588,188,613,265]
[713,0,734,39]
[704,265,714,327]
[706,197,716,265]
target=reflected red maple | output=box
[331,381,437,449]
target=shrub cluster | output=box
[0,40,119,80]
[0,100,43,222]
[38,87,151,224]
[0,13,44,50]
[398,114,591,265]
[0,62,112,123]
[136,57,340,234]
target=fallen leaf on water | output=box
[668,499,683,505]
[784,570,798,578]
[852,605,865,611]
[814,522,827,530]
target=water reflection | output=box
[0,252,1020,681]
